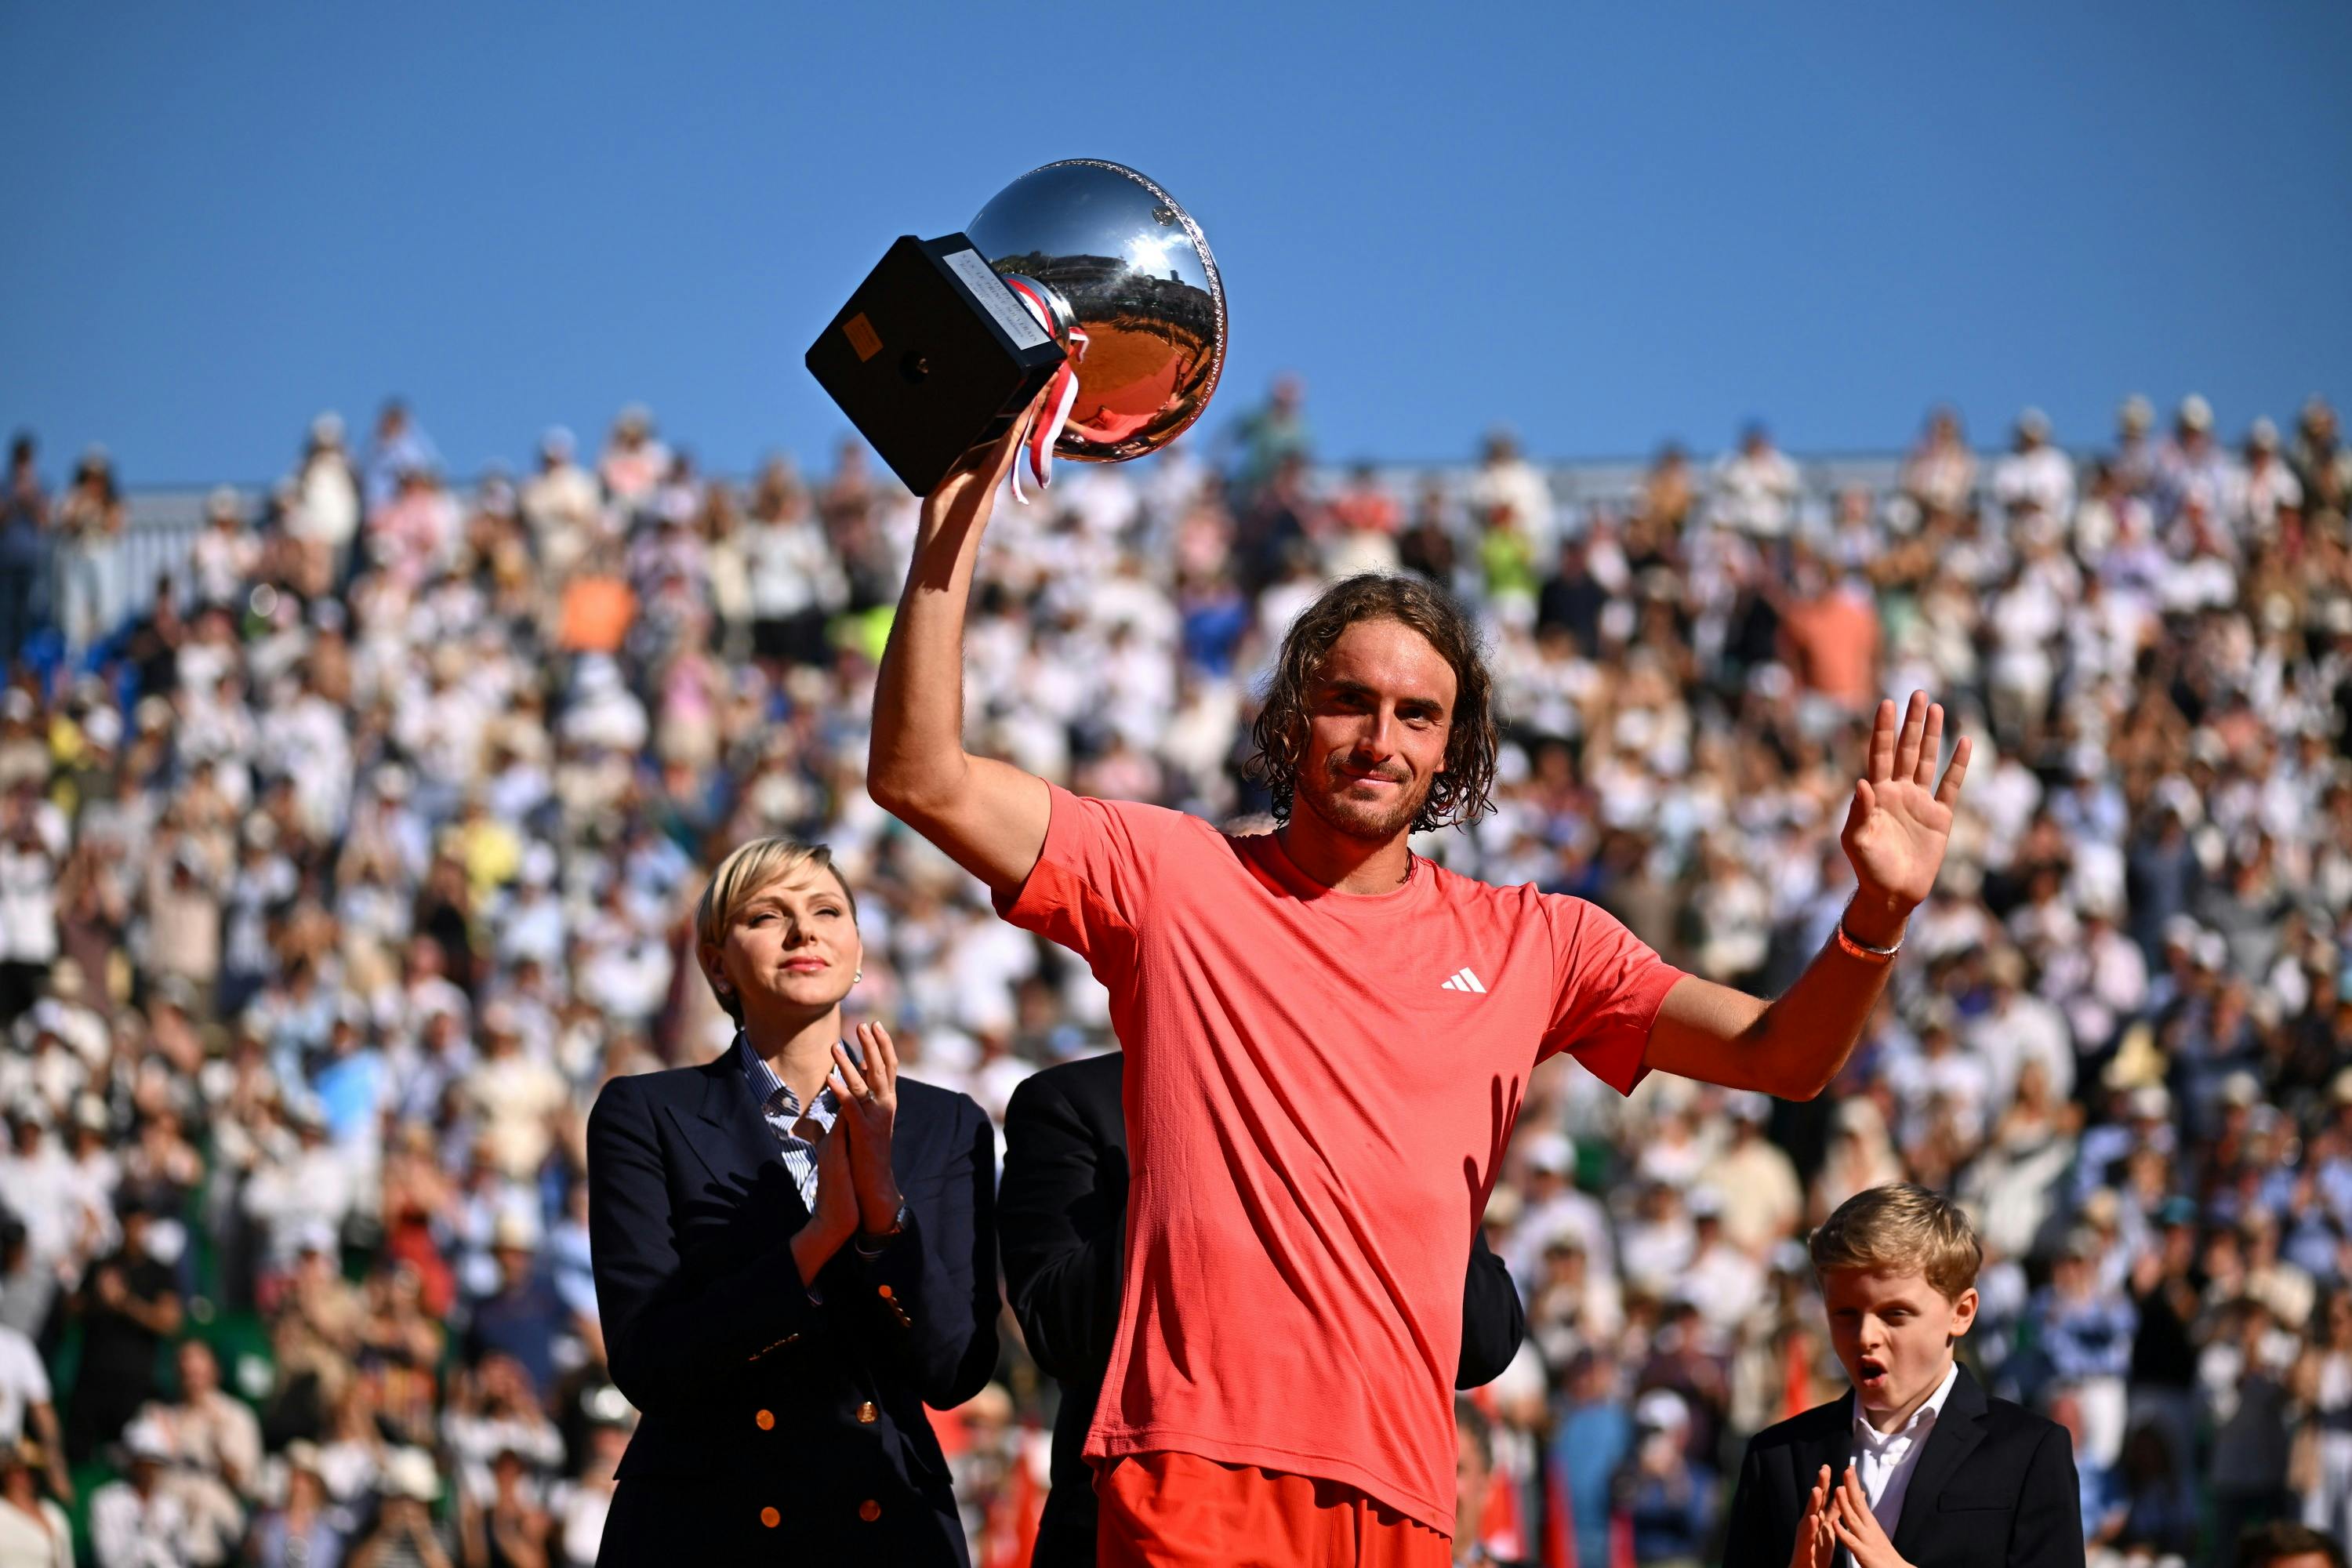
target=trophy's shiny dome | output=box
[966,160,1225,463]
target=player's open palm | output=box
[1841,691,1970,913]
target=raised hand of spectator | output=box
[1840,691,1971,942]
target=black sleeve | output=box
[853,1097,1000,1409]
[1454,1228,1524,1388]
[586,1076,821,1410]
[998,1072,1125,1383]
[2006,1422,2085,1568]
[1719,1435,1779,1568]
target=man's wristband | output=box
[1835,900,1904,963]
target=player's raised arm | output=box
[867,397,1054,896]
[1643,691,1971,1101]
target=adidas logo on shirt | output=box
[1439,967,1486,994]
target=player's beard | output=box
[1297,756,1434,844]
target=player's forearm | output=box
[870,485,992,813]
[1744,924,1901,1099]
[1651,913,1903,1101]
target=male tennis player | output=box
[869,421,1969,1568]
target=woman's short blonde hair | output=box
[695,840,858,1022]
[1808,1181,1982,1304]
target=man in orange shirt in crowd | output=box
[869,416,1971,1567]
[1780,549,1883,712]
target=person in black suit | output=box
[1000,1050,1527,1568]
[588,840,997,1565]
[1723,1183,2082,1568]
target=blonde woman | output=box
[588,839,996,1565]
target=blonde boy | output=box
[1722,1183,2084,1568]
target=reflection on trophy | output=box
[806,160,1225,497]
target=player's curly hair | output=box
[1248,573,1498,833]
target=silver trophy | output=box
[808,160,1225,494]
[965,159,1226,465]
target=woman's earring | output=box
[853,970,863,983]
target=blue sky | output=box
[3,3,2345,485]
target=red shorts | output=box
[1095,1450,1450,1568]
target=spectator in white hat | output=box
[2154,391,2243,529]
[0,1436,70,1568]
[521,425,604,580]
[346,1446,455,1568]
[88,1419,189,1568]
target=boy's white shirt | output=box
[1849,1359,1961,1536]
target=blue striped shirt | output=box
[735,1031,840,1211]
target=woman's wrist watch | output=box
[855,1199,910,1256]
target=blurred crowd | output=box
[0,379,2347,1568]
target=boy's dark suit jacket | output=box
[586,1051,997,1566]
[1722,1363,2084,1568]
[999,1051,1528,1568]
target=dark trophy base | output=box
[806,233,1070,497]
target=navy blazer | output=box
[1721,1363,2083,1568]
[586,1051,998,1566]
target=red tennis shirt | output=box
[996,785,1687,1534]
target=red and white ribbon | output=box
[1001,278,1087,504]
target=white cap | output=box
[1635,1388,1690,1431]
[2179,394,2214,431]
[492,1210,541,1252]
[1523,1132,1573,1175]
[121,1420,171,1464]
[383,1446,442,1502]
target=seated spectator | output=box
[1619,1388,1715,1567]
[346,1448,456,1568]
[441,1356,561,1512]
[0,1439,68,1568]
[459,1221,574,1403]
[545,1417,627,1568]
[89,1420,190,1568]
[456,1446,549,1568]
[246,1440,345,1568]
[461,1008,567,1185]
[133,1338,260,1563]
